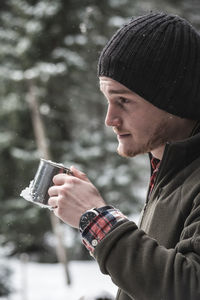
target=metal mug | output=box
[20,158,72,208]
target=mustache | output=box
[113,126,121,134]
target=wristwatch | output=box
[79,205,113,233]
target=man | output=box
[48,12,200,300]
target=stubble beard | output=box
[116,123,169,158]
[117,143,147,158]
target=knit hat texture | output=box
[98,12,200,120]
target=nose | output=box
[105,105,121,127]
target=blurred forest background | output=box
[0,0,200,296]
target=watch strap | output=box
[94,205,114,214]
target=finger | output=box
[48,196,58,208]
[48,185,58,197]
[70,166,90,182]
[52,173,70,185]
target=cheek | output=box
[138,111,160,131]
[129,117,152,135]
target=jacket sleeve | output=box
[93,197,200,300]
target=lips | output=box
[117,133,131,139]
[113,128,131,139]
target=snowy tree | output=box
[1,0,199,264]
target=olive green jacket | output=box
[94,133,200,300]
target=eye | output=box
[119,97,129,104]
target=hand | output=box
[48,166,106,228]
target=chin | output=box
[117,142,149,158]
[117,147,139,158]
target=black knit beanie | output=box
[98,12,200,120]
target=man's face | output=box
[99,77,173,158]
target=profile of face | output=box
[99,77,180,159]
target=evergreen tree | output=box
[1,0,199,264]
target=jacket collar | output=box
[148,131,200,198]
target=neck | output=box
[151,145,165,160]
[151,118,196,160]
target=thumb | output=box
[70,166,90,182]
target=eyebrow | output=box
[107,89,131,95]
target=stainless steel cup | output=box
[30,158,72,205]
[20,158,72,208]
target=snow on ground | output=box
[7,259,117,300]
[4,215,140,300]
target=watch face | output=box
[80,211,98,231]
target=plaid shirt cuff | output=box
[81,208,128,255]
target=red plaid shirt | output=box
[81,207,127,255]
[149,157,160,195]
